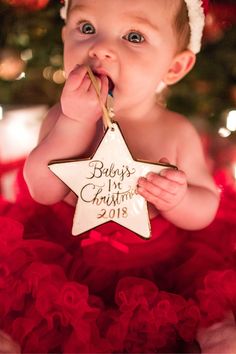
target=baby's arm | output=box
[24,66,108,204]
[138,118,219,230]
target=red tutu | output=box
[1,170,236,353]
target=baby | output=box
[25,0,219,229]
[3,0,235,353]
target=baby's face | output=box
[63,0,180,112]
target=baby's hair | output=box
[174,0,191,52]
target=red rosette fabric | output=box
[197,269,236,327]
[1,167,236,352]
[103,277,200,353]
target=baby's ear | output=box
[163,50,196,86]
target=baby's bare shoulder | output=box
[164,109,195,132]
[157,109,198,141]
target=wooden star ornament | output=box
[49,122,175,239]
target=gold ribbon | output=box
[86,66,113,129]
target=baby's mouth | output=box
[92,71,115,95]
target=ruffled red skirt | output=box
[1,170,236,353]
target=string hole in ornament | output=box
[110,124,116,132]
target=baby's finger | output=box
[99,75,109,102]
[79,73,93,92]
[159,169,186,184]
[86,75,108,102]
[138,184,172,206]
[138,176,161,195]
[145,173,179,195]
[64,65,88,92]
[138,176,174,200]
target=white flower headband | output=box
[60,0,208,54]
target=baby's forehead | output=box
[68,0,179,17]
[69,0,179,10]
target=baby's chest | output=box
[127,131,178,165]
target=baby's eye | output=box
[78,21,95,35]
[123,31,144,43]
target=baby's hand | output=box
[137,158,187,212]
[0,330,21,354]
[61,65,109,123]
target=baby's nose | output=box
[88,39,116,61]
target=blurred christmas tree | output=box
[0,0,64,106]
[0,0,235,132]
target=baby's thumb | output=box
[99,75,109,103]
